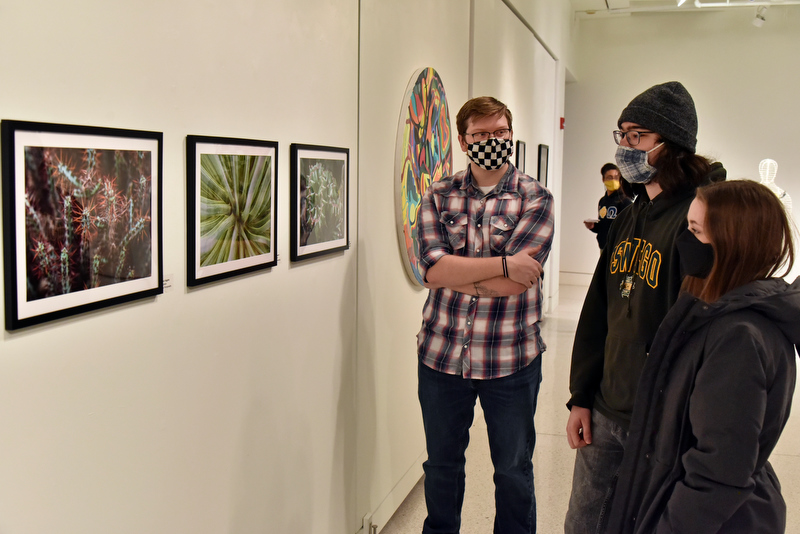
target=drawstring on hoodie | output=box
[623,201,652,316]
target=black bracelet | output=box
[502,254,508,278]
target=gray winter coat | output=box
[604,278,800,534]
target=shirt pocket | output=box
[441,212,468,251]
[489,214,518,253]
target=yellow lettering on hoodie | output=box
[611,238,662,288]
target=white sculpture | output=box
[759,158,792,214]
[759,158,798,283]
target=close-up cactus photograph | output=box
[299,158,346,247]
[23,146,153,301]
[290,144,350,262]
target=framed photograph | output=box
[515,140,526,173]
[290,144,349,261]
[186,135,278,286]
[1,120,163,330]
[537,143,549,187]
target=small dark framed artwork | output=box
[515,140,526,173]
[186,135,278,286]
[1,120,163,330]
[290,144,349,261]
[537,144,550,187]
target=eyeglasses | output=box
[465,129,511,142]
[613,130,654,146]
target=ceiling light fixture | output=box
[695,0,800,6]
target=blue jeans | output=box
[564,409,628,534]
[418,357,542,534]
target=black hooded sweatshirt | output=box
[567,176,715,429]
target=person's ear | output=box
[458,135,469,153]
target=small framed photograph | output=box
[1,120,163,330]
[186,135,278,286]
[290,144,350,261]
[537,144,549,187]
[515,140,526,173]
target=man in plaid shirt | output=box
[415,96,554,534]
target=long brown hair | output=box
[682,180,795,302]
[652,140,712,196]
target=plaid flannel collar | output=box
[460,163,520,196]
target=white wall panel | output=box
[0,0,577,531]
[0,1,359,533]
[356,1,470,528]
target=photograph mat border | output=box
[1,120,163,330]
[11,129,161,321]
[192,141,277,280]
[294,147,348,257]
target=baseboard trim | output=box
[559,271,592,286]
[370,449,426,532]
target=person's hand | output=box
[584,221,596,230]
[505,247,543,288]
[566,406,592,449]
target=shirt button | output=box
[480,199,485,204]
[463,343,468,348]
[476,248,480,253]
[504,223,508,228]
[477,223,482,228]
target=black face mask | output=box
[676,228,715,279]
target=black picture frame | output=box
[290,144,350,262]
[515,140,526,173]
[537,144,549,187]
[186,135,278,286]
[1,120,163,330]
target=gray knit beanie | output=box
[618,81,698,153]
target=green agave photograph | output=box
[199,153,273,267]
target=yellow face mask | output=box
[603,179,620,192]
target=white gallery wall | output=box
[0,0,574,532]
[0,1,360,533]
[561,7,800,281]
[356,2,471,527]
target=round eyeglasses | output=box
[613,130,654,146]
[466,129,512,142]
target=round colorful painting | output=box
[394,67,453,287]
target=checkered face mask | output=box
[466,138,514,171]
[615,143,663,184]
